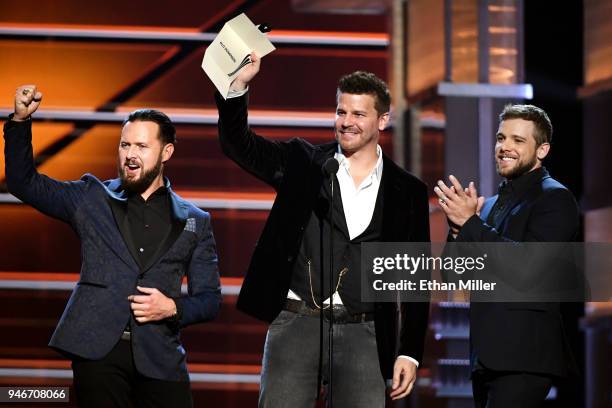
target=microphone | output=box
[322,158,339,178]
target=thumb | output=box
[250,52,261,72]
[136,286,155,294]
[476,196,485,214]
[28,92,43,113]
[392,364,401,389]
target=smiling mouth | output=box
[339,129,360,136]
[498,156,517,164]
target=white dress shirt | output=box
[288,144,383,304]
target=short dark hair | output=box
[123,109,176,145]
[499,104,552,145]
[337,71,391,115]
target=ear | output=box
[378,112,390,131]
[536,142,550,161]
[161,143,174,163]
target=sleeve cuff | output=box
[456,214,483,241]
[167,297,183,328]
[227,87,248,99]
[4,113,31,131]
[397,355,419,368]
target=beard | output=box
[496,154,537,180]
[118,154,163,194]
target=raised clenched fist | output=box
[13,85,43,121]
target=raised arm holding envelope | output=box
[207,24,431,406]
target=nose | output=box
[342,113,354,128]
[126,145,138,159]
[497,138,511,152]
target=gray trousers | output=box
[259,310,386,408]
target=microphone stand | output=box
[328,168,335,407]
[322,157,339,407]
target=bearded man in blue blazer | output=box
[4,85,221,408]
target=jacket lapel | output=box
[313,142,352,238]
[490,170,550,229]
[381,155,404,241]
[106,179,142,269]
[311,142,336,186]
[479,196,497,224]
[322,173,350,238]
[141,189,188,272]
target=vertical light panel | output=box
[488,0,519,84]
[406,0,445,96]
[584,0,612,86]
[450,0,479,83]
[447,0,521,84]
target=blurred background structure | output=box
[0,0,610,406]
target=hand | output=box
[434,175,485,228]
[14,85,43,121]
[230,52,260,91]
[128,286,177,323]
[447,184,485,237]
[389,358,417,400]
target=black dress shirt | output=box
[127,186,173,268]
[126,186,181,326]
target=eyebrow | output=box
[119,141,149,146]
[337,109,368,115]
[496,132,527,139]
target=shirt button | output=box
[139,248,144,252]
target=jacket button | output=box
[287,256,294,262]
[138,273,145,279]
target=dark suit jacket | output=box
[215,92,430,379]
[455,168,579,377]
[4,118,221,381]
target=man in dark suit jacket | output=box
[213,54,430,407]
[4,85,221,408]
[434,104,579,407]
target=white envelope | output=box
[202,13,276,98]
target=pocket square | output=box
[185,218,197,233]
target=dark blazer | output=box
[215,92,430,378]
[4,118,221,381]
[455,168,579,377]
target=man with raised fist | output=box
[4,85,222,408]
